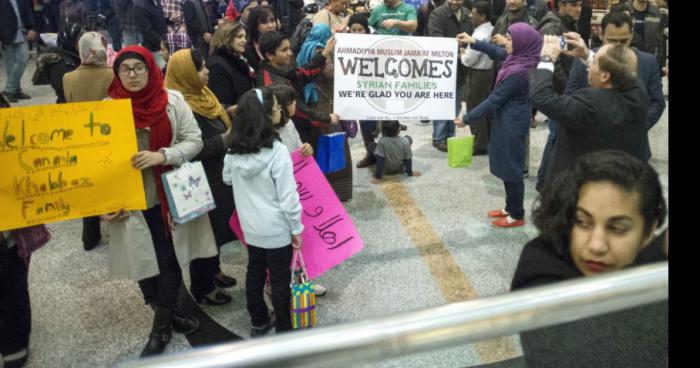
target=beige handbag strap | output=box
[458,126,473,137]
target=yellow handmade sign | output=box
[0,99,146,231]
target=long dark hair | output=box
[247,6,276,43]
[228,87,279,154]
[533,150,667,256]
[268,84,295,127]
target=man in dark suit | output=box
[565,11,665,161]
[530,32,650,184]
[133,0,168,69]
[0,0,37,102]
[183,0,213,56]
[428,0,472,152]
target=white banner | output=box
[333,33,458,121]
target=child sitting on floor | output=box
[370,120,421,184]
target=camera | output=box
[559,36,575,51]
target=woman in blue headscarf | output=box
[295,23,332,106]
[296,22,354,202]
[454,23,543,229]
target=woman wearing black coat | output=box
[207,20,256,108]
[511,150,668,367]
[243,6,278,72]
[36,22,84,104]
[164,48,239,305]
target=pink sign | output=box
[229,150,364,279]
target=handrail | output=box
[117,262,668,368]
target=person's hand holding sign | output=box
[381,18,399,30]
[299,143,314,157]
[132,150,166,170]
[330,113,340,125]
[456,32,475,45]
[322,36,337,58]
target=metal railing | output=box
[117,262,668,368]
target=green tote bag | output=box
[447,126,475,168]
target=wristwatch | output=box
[540,55,554,63]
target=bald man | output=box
[530,33,650,186]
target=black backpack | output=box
[290,17,314,56]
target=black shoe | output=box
[356,154,376,168]
[523,171,529,179]
[4,92,18,103]
[83,238,101,251]
[250,314,276,338]
[473,149,488,156]
[195,290,232,306]
[213,274,237,288]
[14,91,30,100]
[399,123,408,131]
[420,119,431,124]
[140,306,172,357]
[172,311,199,335]
[433,142,448,152]
[3,349,28,368]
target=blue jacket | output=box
[463,40,530,182]
[566,48,665,160]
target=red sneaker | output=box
[491,216,525,228]
[487,209,509,218]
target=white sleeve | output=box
[222,155,233,186]
[270,145,304,236]
[161,91,203,165]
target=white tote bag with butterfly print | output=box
[161,161,216,224]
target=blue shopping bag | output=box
[316,132,346,174]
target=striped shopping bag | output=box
[290,250,316,329]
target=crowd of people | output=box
[1,0,668,367]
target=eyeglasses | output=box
[118,64,148,77]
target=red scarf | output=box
[108,46,174,234]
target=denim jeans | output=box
[1,41,29,94]
[432,84,464,144]
[151,51,166,71]
[122,30,142,47]
[536,119,557,187]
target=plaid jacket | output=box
[166,32,191,54]
[161,0,183,23]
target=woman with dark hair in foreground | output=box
[512,149,668,367]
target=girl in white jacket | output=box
[222,87,303,336]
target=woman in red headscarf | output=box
[100,46,218,357]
